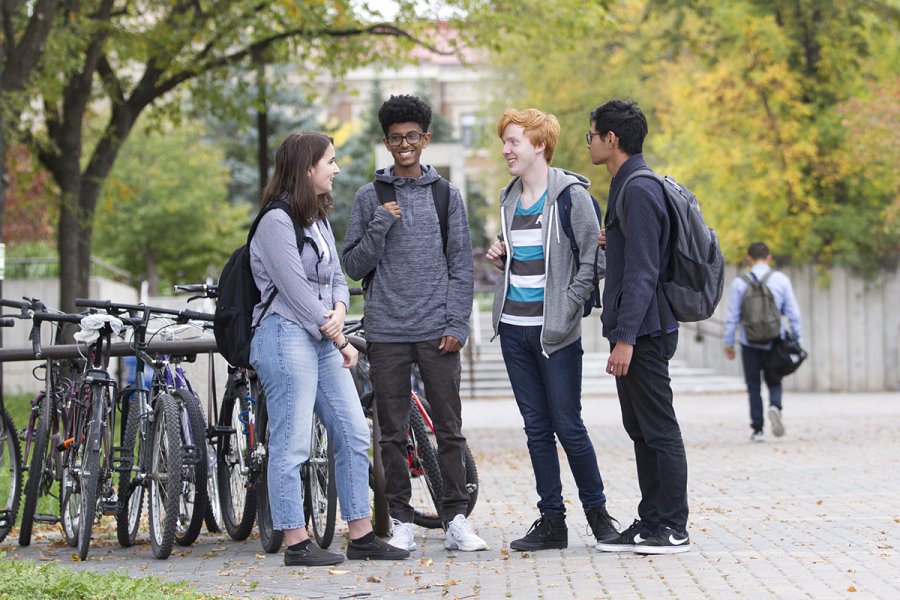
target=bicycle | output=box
[342,293,479,533]
[76,298,212,559]
[175,283,337,552]
[0,315,23,544]
[0,297,82,547]
[30,306,140,560]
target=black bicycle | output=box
[175,283,337,551]
[0,313,23,544]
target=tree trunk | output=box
[144,249,160,296]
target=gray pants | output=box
[368,340,470,523]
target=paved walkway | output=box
[3,391,899,599]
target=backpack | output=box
[556,184,605,317]
[361,177,451,292]
[614,169,725,323]
[214,199,314,368]
[740,271,782,343]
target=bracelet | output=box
[334,338,350,350]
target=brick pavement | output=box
[2,391,899,599]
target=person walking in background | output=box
[485,107,619,552]
[587,99,691,555]
[342,95,487,553]
[249,132,409,566]
[724,242,803,442]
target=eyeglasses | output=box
[585,131,604,145]
[385,131,425,146]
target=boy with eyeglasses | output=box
[342,94,486,553]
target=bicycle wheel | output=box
[255,396,283,553]
[173,389,207,547]
[19,391,51,546]
[76,387,106,561]
[0,407,23,543]
[216,381,256,540]
[147,393,182,559]
[304,415,336,549]
[116,390,144,547]
[408,402,443,529]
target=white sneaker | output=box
[768,406,785,437]
[750,430,765,443]
[444,514,488,551]
[388,518,417,551]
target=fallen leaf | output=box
[367,576,382,583]
[329,569,351,575]
[848,586,857,592]
[816,500,823,505]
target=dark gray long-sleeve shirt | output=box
[342,165,474,344]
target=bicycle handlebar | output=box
[28,311,84,359]
[75,298,213,324]
[173,283,219,300]
[0,318,15,328]
[349,287,363,296]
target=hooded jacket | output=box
[490,168,601,356]
[342,164,474,344]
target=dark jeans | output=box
[499,322,607,515]
[740,344,783,432]
[614,331,689,532]
[368,340,469,522]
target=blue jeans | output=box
[498,322,607,515]
[740,344,783,432]
[250,314,371,530]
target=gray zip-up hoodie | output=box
[491,168,601,356]
[342,164,474,344]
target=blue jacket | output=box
[601,154,676,344]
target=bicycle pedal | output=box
[34,514,61,525]
[100,500,119,516]
[208,425,236,438]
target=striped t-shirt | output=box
[501,192,546,326]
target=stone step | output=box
[458,351,746,399]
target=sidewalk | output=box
[2,391,899,599]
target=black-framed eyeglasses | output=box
[385,131,425,146]
[585,131,604,145]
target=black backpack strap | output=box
[249,199,316,314]
[432,177,451,255]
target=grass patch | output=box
[0,552,212,599]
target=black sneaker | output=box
[595,519,650,552]
[509,513,567,551]
[634,526,691,554]
[284,541,345,566]
[585,506,619,543]
[346,535,411,560]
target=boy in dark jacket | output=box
[588,99,691,554]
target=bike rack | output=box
[0,338,218,362]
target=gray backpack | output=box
[740,271,781,343]
[614,169,725,323]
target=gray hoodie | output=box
[342,164,474,344]
[491,168,601,356]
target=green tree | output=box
[7,0,457,313]
[95,123,249,295]
[476,0,899,275]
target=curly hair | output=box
[378,95,432,134]
[496,108,560,163]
